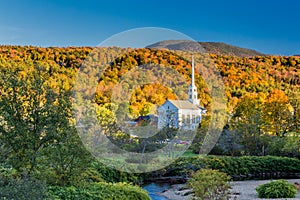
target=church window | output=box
[192,115,195,123]
[186,115,190,124]
[182,114,185,123]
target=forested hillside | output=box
[0,45,299,115]
[0,45,299,158]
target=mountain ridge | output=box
[146,40,265,57]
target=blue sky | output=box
[0,0,299,55]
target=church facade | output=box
[157,55,206,130]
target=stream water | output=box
[143,183,171,200]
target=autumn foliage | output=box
[0,45,299,116]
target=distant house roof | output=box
[134,115,158,126]
[167,100,203,110]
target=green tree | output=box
[230,93,265,155]
[40,125,92,185]
[0,65,63,174]
[190,116,210,154]
[0,63,91,185]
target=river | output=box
[143,183,171,200]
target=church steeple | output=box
[188,55,200,106]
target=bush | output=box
[47,182,150,200]
[188,169,231,200]
[256,180,297,198]
[90,161,141,183]
[0,164,47,199]
[266,134,300,158]
[0,177,47,200]
[204,156,300,178]
[159,156,300,180]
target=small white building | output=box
[158,55,206,130]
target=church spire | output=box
[188,55,200,105]
[191,54,195,87]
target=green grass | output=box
[182,150,198,157]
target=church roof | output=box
[167,100,202,110]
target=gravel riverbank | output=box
[159,179,300,200]
[230,179,300,200]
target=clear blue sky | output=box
[1,0,299,55]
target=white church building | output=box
[157,55,206,130]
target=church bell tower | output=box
[188,55,200,106]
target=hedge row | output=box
[0,164,149,200]
[47,182,150,200]
[162,156,300,180]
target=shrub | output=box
[47,182,150,200]
[160,156,300,180]
[188,169,231,200]
[0,165,47,199]
[0,177,47,200]
[90,161,141,183]
[256,180,297,198]
[204,156,300,176]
